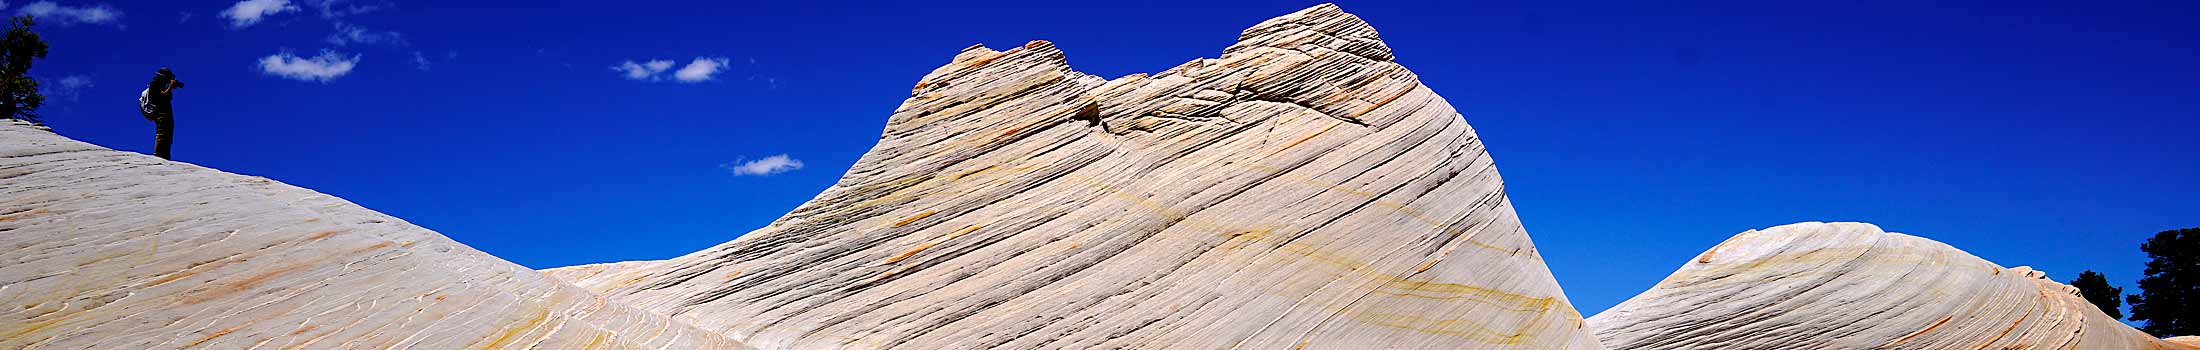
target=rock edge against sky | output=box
[3,4,2191,350]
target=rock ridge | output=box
[0,119,747,349]
[551,3,1605,350]
[7,4,2188,350]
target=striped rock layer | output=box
[15,4,2172,350]
[0,120,747,350]
[2173,337,2200,347]
[1588,222,2198,350]
[548,4,1604,350]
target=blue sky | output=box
[27,0,2199,316]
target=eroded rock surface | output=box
[1588,222,2197,350]
[550,4,1603,350]
[19,5,2167,350]
[0,120,746,349]
[2173,337,2200,347]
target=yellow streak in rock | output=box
[848,175,938,209]
[0,207,47,221]
[1975,305,2031,349]
[607,273,653,292]
[177,327,238,349]
[1345,311,1535,345]
[945,225,985,240]
[474,300,553,350]
[882,242,940,265]
[1350,79,1420,120]
[580,331,610,350]
[1,317,63,343]
[1276,122,1341,151]
[1882,315,1953,346]
[1354,266,1559,312]
[892,211,936,228]
[962,51,1008,68]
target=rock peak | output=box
[546,4,1601,349]
[1227,3,1394,62]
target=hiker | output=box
[139,68,182,160]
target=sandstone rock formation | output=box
[0,119,747,349]
[546,4,1605,350]
[9,4,2183,350]
[2173,337,2200,347]
[1588,222,2198,350]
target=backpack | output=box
[139,88,157,118]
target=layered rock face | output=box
[0,120,746,349]
[12,4,2180,350]
[1589,222,2198,350]
[2174,337,2200,347]
[549,4,1604,350]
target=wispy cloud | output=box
[326,21,403,46]
[221,0,296,28]
[258,50,359,82]
[723,155,804,176]
[229,0,413,81]
[40,74,91,102]
[617,56,732,83]
[673,57,730,83]
[740,57,781,89]
[410,51,429,70]
[613,59,675,81]
[18,1,121,27]
[304,0,387,19]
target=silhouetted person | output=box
[139,68,182,160]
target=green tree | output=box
[2071,270,2124,319]
[2128,227,2200,337]
[0,16,48,124]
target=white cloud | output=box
[673,57,730,83]
[612,59,675,81]
[55,75,89,87]
[257,50,359,82]
[617,56,734,83]
[18,1,121,27]
[41,74,90,101]
[410,51,429,70]
[304,0,386,19]
[326,21,403,46]
[723,155,803,176]
[221,0,296,28]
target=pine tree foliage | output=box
[2071,270,2123,319]
[0,16,48,124]
[2128,228,2200,337]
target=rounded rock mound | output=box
[1589,222,2197,350]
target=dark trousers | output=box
[145,112,173,160]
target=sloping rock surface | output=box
[541,260,665,295]
[0,120,746,349]
[2173,337,2200,347]
[549,4,1603,350]
[1588,222,2197,350]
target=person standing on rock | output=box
[139,68,183,160]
